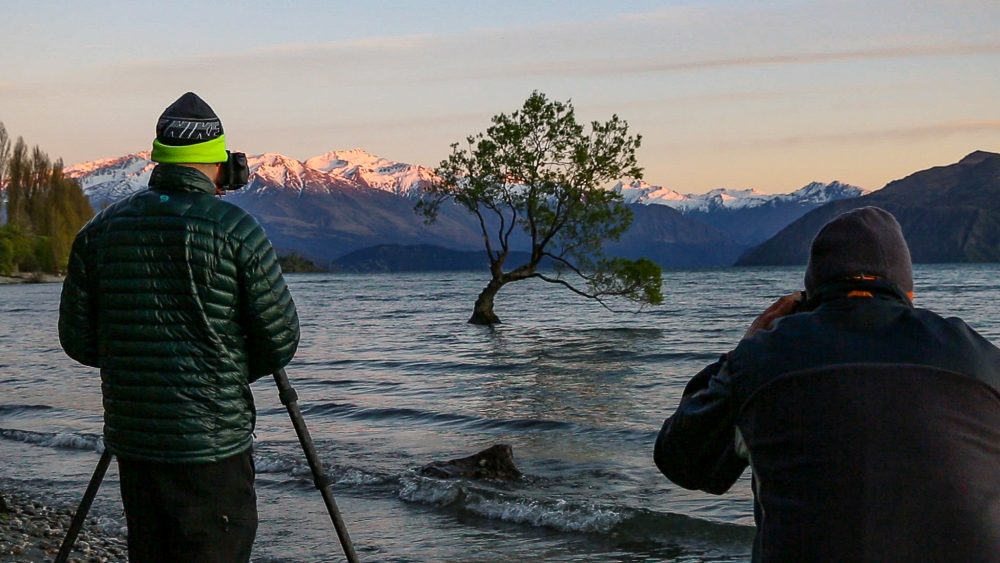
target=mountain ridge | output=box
[737,151,1000,266]
[63,148,872,270]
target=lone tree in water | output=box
[417,92,663,325]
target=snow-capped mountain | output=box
[64,149,434,206]
[62,148,869,267]
[246,152,367,195]
[305,148,435,197]
[615,180,867,212]
[774,181,868,205]
[64,152,157,208]
[739,151,1000,265]
[613,179,868,245]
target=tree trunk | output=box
[469,278,504,325]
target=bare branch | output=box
[470,203,497,262]
[530,273,621,313]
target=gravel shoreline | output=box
[0,490,126,563]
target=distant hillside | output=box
[333,205,747,273]
[230,154,483,264]
[616,180,866,245]
[332,244,547,273]
[65,150,747,269]
[738,151,1000,265]
[608,204,749,267]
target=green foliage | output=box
[0,225,38,276]
[417,91,662,321]
[278,252,324,273]
[0,228,18,275]
[0,122,94,274]
[590,258,664,306]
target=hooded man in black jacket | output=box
[654,207,1000,562]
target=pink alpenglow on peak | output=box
[305,148,436,197]
[612,179,866,212]
[66,149,866,213]
[66,149,439,206]
[64,152,157,206]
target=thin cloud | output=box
[240,110,492,137]
[728,120,1000,149]
[116,33,439,72]
[0,33,443,99]
[580,91,786,113]
[616,3,719,23]
[450,42,1000,80]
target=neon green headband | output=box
[151,135,227,164]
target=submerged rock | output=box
[420,444,522,481]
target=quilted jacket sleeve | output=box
[236,216,300,382]
[653,355,748,494]
[59,231,99,368]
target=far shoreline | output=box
[0,273,65,285]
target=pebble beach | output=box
[0,490,126,563]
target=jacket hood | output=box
[804,206,913,298]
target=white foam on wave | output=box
[0,428,104,452]
[398,474,462,505]
[255,451,393,487]
[335,467,391,486]
[396,474,626,534]
[464,496,625,533]
[47,432,106,453]
[253,453,297,474]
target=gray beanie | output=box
[804,206,913,297]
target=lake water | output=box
[2,265,999,562]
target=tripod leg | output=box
[55,449,113,563]
[273,369,360,563]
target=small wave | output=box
[397,474,755,541]
[298,402,581,433]
[0,404,55,416]
[299,378,405,389]
[616,509,756,544]
[334,467,393,486]
[298,402,484,426]
[254,452,298,474]
[285,401,656,445]
[253,451,394,487]
[397,474,624,533]
[0,428,104,452]
[470,496,625,533]
[639,351,721,362]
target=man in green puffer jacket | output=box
[59,92,299,563]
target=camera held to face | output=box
[218,151,249,191]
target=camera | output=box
[795,290,818,313]
[218,151,249,191]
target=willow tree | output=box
[417,92,663,324]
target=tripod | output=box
[55,369,359,563]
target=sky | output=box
[2,0,999,194]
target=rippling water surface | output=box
[2,265,999,562]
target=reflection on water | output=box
[1,264,998,561]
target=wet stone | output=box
[421,444,523,480]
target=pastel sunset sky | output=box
[2,0,998,193]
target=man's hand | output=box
[744,292,805,338]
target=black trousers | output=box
[118,449,258,563]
